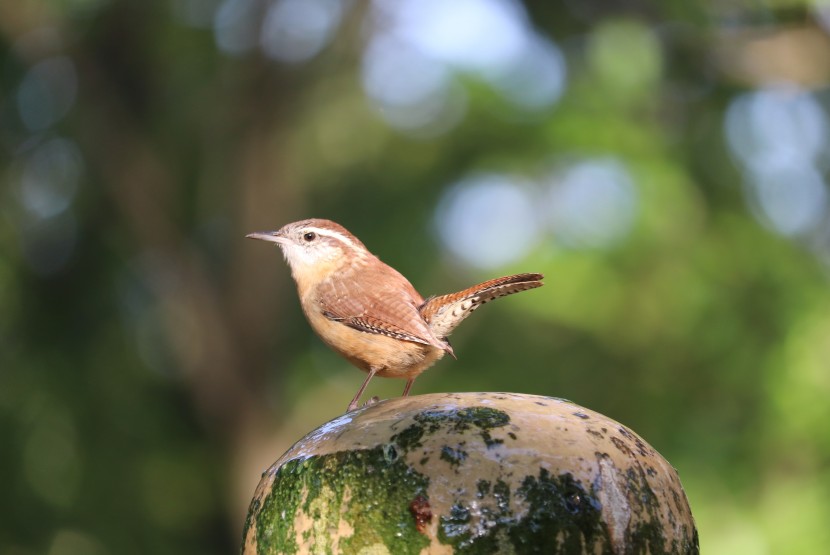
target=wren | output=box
[247,218,543,411]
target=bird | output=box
[246,218,543,411]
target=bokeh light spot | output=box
[362,35,451,108]
[587,19,662,97]
[19,137,83,219]
[746,163,828,237]
[16,56,78,132]
[544,159,638,249]
[726,86,828,174]
[486,34,567,111]
[383,0,529,74]
[364,0,566,133]
[361,35,465,135]
[260,0,343,63]
[725,86,830,238]
[435,173,539,269]
[214,0,260,55]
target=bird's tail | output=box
[419,273,543,339]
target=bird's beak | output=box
[245,230,287,244]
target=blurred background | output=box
[2,0,830,553]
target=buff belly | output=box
[305,309,445,379]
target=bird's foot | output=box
[362,396,380,408]
[346,396,380,412]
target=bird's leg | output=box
[401,378,416,397]
[347,368,379,411]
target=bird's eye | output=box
[303,232,317,242]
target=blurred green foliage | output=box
[2,1,830,553]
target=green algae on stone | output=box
[254,447,431,555]
[255,459,306,555]
[438,501,514,554]
[476,479,491,498]
[392,407,511,454]
[625,498,699,555]
[437,479,514,553]
[437,467,613,554]
[626,515,699,555]
[439,444,468,468]
[509,469,610,554]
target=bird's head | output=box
[246,219,368,286]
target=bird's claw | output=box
[362,396,380,408]
[346,395,381,412]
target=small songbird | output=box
[247,219,543,411]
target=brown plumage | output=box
[247,218,544,411]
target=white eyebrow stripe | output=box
[305,227,358,249]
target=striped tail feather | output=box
[419,273,544,339]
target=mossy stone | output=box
[242,392,698,554]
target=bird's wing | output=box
[316,264,451,352]
[322,311,433,345]
[420,273,544,338]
